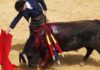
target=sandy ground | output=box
[0,0,100,70]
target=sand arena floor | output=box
[0,0,100,70]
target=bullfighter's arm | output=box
[9,12,22,29]
[37,0,47,11]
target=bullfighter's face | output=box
[20,3,27,11]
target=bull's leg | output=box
[80,47,93,66]
[83,47,93,61]
[40,53,50,70]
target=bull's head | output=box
[19,39,49,68]
[19,48,40,68]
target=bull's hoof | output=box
[79,61,85,66]
[39,63,46,70]
[39,66,45,70]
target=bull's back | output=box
[46,20,100,51]
[47,20,100,37]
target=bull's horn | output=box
[23,53,28,66]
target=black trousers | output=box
[22,14,46,57]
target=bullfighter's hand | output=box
[5,27,12,34]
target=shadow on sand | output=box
[11,44,25,51]
[11,44,100,70]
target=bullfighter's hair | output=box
[15,0,26,11]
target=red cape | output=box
[0,30,17,70]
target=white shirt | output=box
[26,1,33,9]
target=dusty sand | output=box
[0,0,100,70]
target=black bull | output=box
[20,20,100,68]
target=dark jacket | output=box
[10,0,47,29]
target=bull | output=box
[19,19,100,70]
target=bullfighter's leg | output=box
[19,34,36,65]
[19,26,38,67]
